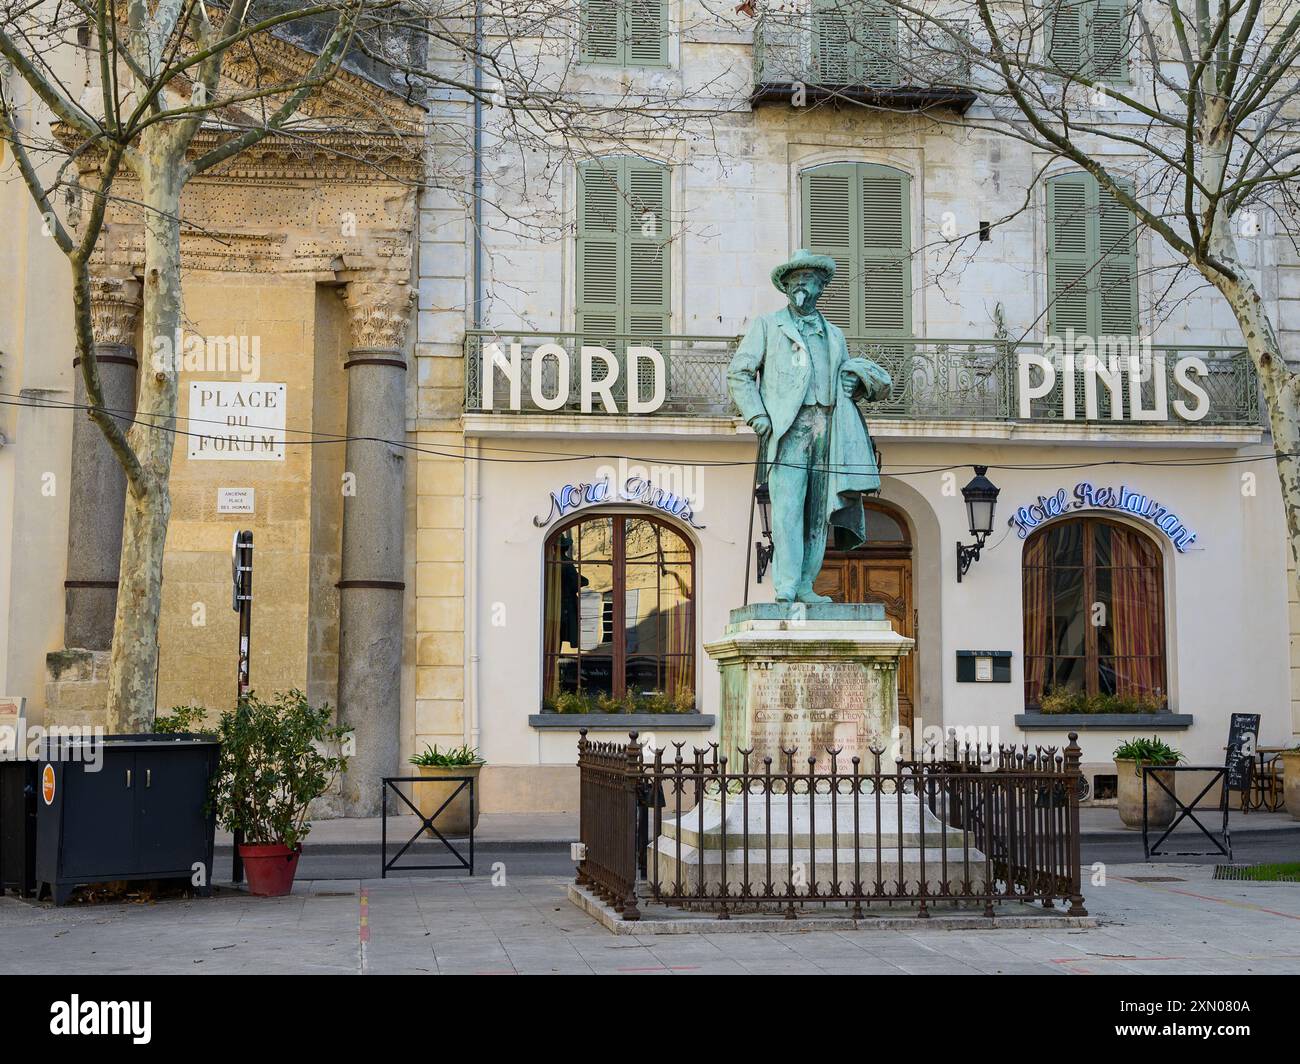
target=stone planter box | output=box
[1281,749,1300,820]
[1016,713,1193,730]
[414,764,482,837]
[1115,757,1177,830]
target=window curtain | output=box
[652,526,694,703]
[542,541,564,697]
[1022,532,1050,704]
[663,577,694,703]
[1109,526,1164,700]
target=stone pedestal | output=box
[651,603,983,902]
[705,603,914,771]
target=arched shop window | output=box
[543,513,695,711]
[1022,517,1166,709]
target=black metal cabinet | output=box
[35,735,218,905]
[0,760,38,896]
[135,746,213,872]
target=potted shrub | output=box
[212,690,349,897]
[410,744,485,837]
[1114,737,1183,829]
[1282,745,1300,820]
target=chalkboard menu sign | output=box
[1224,713,1261,792]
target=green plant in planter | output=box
[541,690,696,714]
[409,743,484,767]
[153,702,216,735]
[1113,736,1183,766]
[545,691,592,715]
[211,690,349,849]
[1039,688,1165,714]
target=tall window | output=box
[577,157,670,345]
[1023,517,1166,707]
[1046,0,1131,82]
[811,0,899,86]
[1047,170,1138,339]
[543,514,695,708]
[801,161,911,336]
[580,0,668,67]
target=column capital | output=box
[88,275,143,348]
[341,279,414,353]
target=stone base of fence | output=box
[567,883,1099,935]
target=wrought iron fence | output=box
[465,331,1261,428]
[862,339,1260,426]
[575,729,1088,921]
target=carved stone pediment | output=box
[58,17,421,276]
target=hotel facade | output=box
[1,3,1298,815]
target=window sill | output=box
[529,713,715,730]
[578,59,670,71]
[1016,712,1193,730]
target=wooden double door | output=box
[812,502,915,732]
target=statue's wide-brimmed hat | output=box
[771,248,836,292]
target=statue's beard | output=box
[793,289,809,310]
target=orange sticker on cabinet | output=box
[41,763,55,805]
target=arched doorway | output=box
[813,500,915,731]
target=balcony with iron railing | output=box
[751,8,977,113]
[463,332,1263,437]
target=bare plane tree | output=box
[0,0,731,730]
[774,0,1300,590]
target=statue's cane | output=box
[743,431,769,608]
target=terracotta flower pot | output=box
[415,764,482,837]
[239,842,302,897]
[1115,758,1177,829]
[1281,749,1300,820]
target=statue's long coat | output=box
[728,306,893,549]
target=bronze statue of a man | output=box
[728,250,893,604]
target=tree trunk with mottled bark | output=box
[105,137,184,731]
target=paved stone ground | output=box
[215,809,1300,847]
[2,864,1298,974]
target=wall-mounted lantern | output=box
[956,465,1000,582]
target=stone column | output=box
[337,280,412,815]
[64,276,142,650]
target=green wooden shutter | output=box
[625,158,671,342]
[1047,0,1086,74]
[856,2,899,87]
[802,162,910,337]
[1047,173,1092,337]
[577,160,622,342]
[812,0,853,83]
[1048,171,1138,338]
[577,157,670,345]
[582,0,667,66]
[626,0,668,66]
[802,164,856,331]
[1090,0,1130,82]
[1096,178,1137,336]
[581,0,621,63]
[812,1,896,85]
[860,165,910,336]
